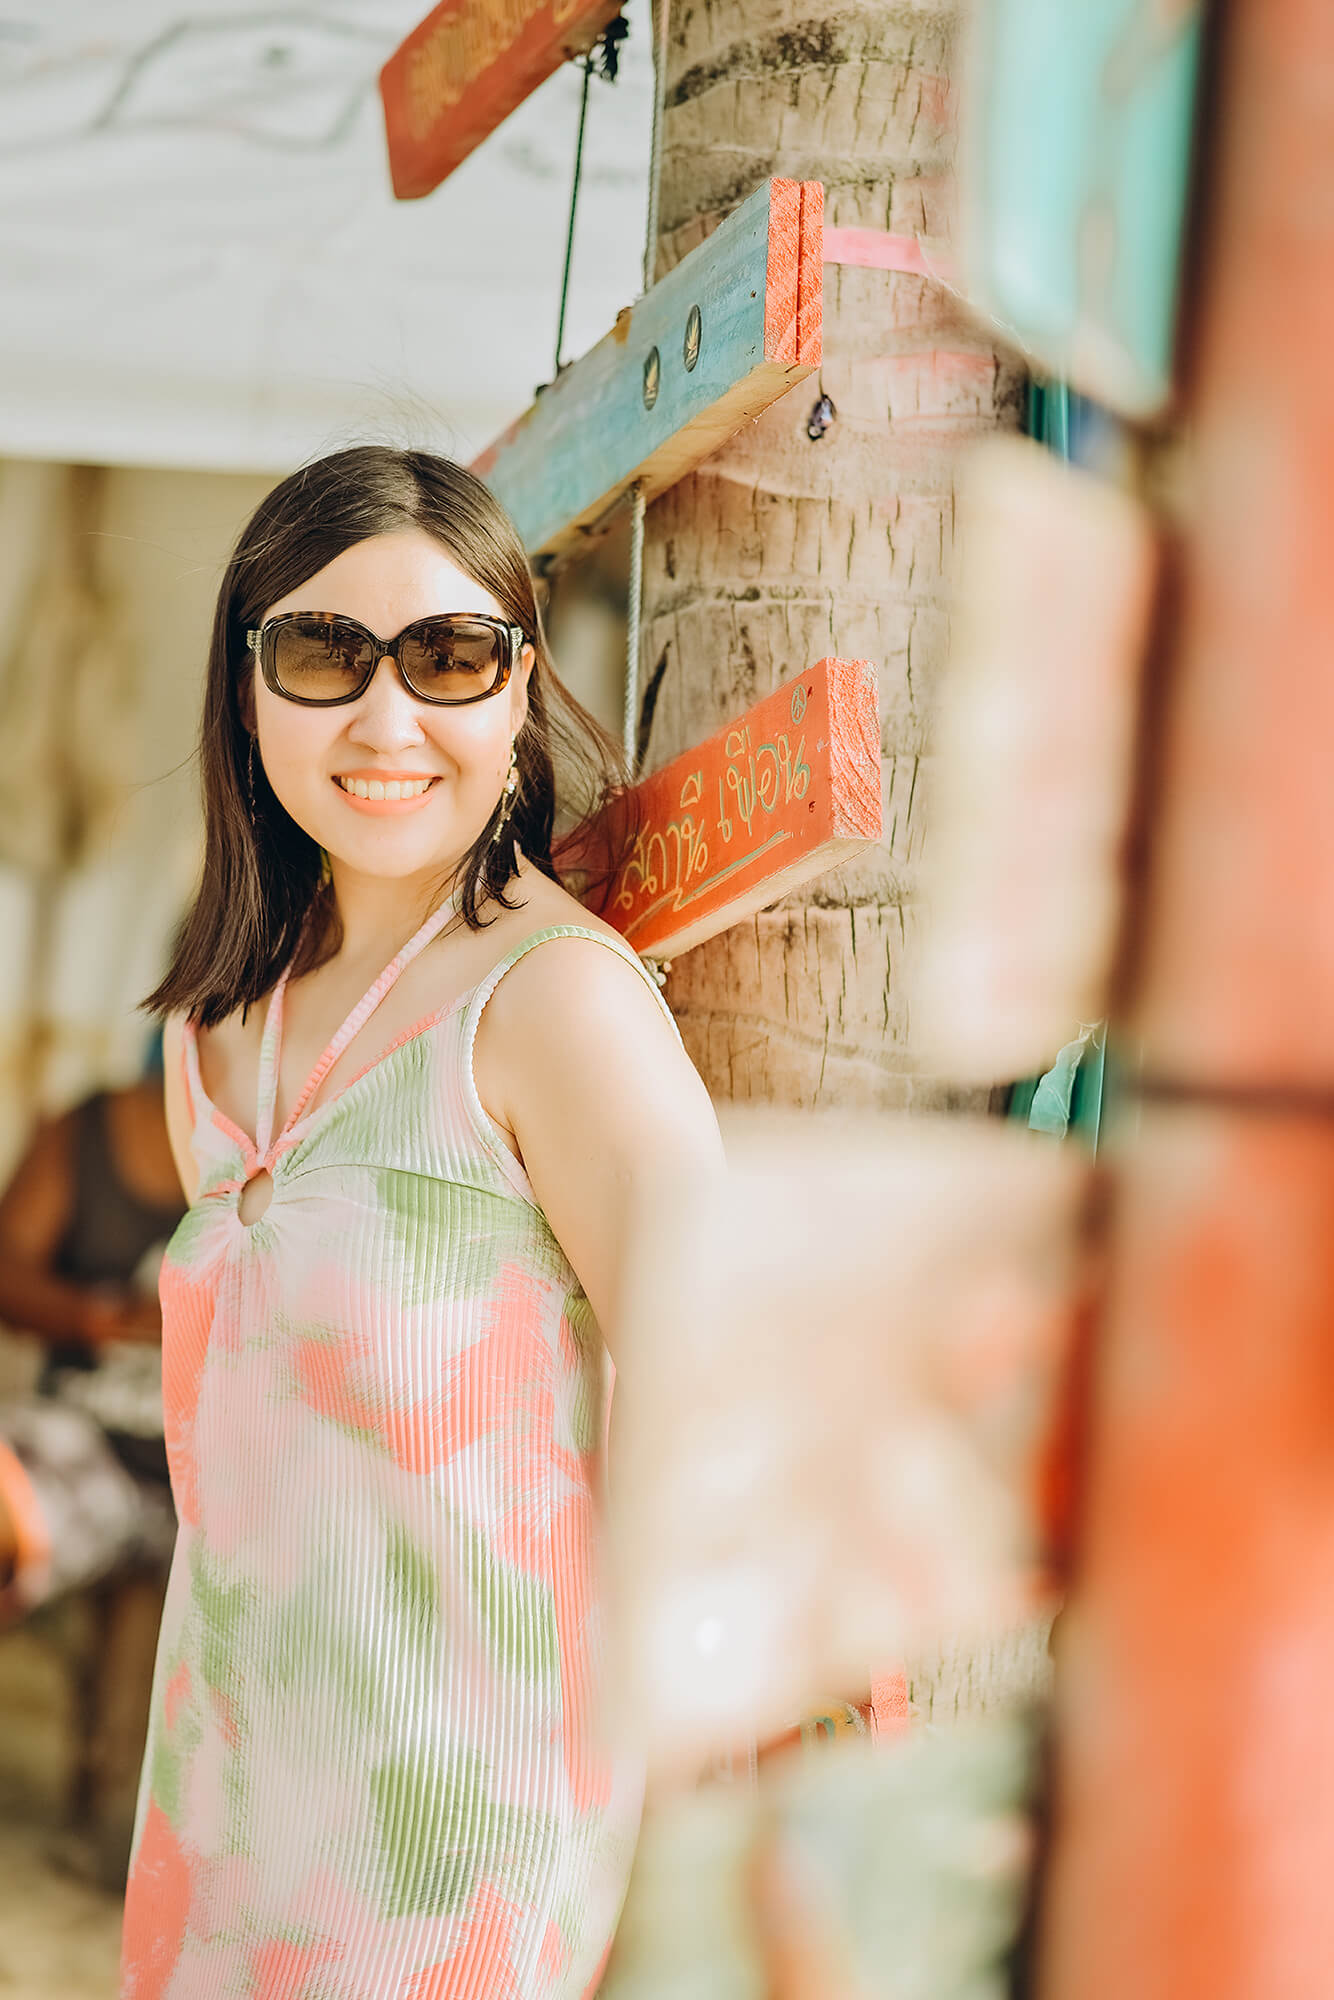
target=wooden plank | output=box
[572,657,880,962]
[599,1717,1037,2000]
[914,435,1157,1082]
[960,0,1203,416]
[796,177,823,363]
[1043,5,1334,1994]
[1043,1108,1334,2000]
[1130,0,1334,1090]
[379,0,622,201]
[473,178,824,566]
[608,1116,1083,1777]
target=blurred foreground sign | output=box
[914,435,1157,1082]
[581,659,881,960]
[961,0,1202,416]
[611,1115,1085,1776]
[381,0,623,198]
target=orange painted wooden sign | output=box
[582,658,881,961]
[380,0,623,200]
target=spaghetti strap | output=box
[460,923,683,1208]
[470,923,681,1039]
[255,895,457,1161]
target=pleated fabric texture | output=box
[120,907,672,2000]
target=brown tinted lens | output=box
[271,617,375,700]
[399,618,505,701]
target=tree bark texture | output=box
[642,0,1025,1107]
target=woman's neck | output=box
[325,860,457,968]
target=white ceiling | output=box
[0,1,653,471]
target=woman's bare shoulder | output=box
[486,864,626,952]
[481,873,668,1046]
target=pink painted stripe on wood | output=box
[824,227,956,285]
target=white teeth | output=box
[336,776,433,800]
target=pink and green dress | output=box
[121,906,671,2000]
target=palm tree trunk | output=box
[642,0,1024,1109]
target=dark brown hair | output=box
[148,446,625,1027]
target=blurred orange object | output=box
[1041,0,1334,1992]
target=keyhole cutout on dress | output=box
[238,1171,273,1227]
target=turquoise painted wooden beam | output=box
[962,0,1202,418]
[472,177,823,567]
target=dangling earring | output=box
[319,847,333,886]
[491,736,519,846]
[247,735,257,826]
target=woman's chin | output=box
[318,823,487,884]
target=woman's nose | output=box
[345,657,426,748]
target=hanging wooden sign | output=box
[473,177,823,567]
[380,0,623,200]
[960,0,1203,416]
[566,657,880,962]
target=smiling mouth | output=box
[334,775,439,801]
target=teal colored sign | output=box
[965,0,1202,417]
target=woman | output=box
[121,447,720,2000]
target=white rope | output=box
[625,0,671,775]
[624,481,646,768]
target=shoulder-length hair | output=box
[147,446,625,1028]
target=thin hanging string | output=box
[624,481,646,767]
[643,0,670,291]
[625,0,671,772]
[553,55,595,378]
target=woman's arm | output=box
[161,1015,199,1203]
[475,939,723,1350]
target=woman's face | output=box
[251,529,532,884]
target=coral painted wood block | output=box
[961,0,1202,416]
[1042,1109,1334,1999]
[1131,0,1334,1090]
[473,178,823,567]
[578,658,880,962]
[380,0,623,200]
[915,435,1157,1082]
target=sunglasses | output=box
[245,611,524,707]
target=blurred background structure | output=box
[3,0,1332,1996]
